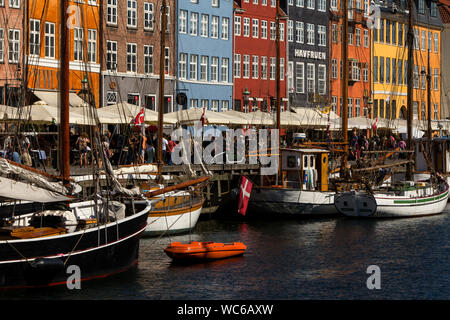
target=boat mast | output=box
[157,0,167,184]
[406,0,414,181]
[60,0,70,184]
[426,31,432,160]
[275,0,281,182]
[341,0,349,174]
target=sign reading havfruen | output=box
[294,49,326,60]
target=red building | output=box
[233,0,287,113]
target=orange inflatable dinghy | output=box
[164,241,247,260]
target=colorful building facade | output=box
[101,0,176,112]
[26,0,101,107]
[233,0,288,113]
[0,0,24,106]
[330,0,372,118]
[287,0,330,109]
[175,0,233,112]
[372,0,443,120]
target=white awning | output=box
[32,90,87,108]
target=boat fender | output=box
[30,257,65,272]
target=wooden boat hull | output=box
[144,197,203,236]
[0,200,150,289]
[164,242,246,260]
[247,187,338,216]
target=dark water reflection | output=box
[2,206,450,300]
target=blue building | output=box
[176,0,233,112]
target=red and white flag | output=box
[200,106,206,126]
[372,117,378,131]
[134,107,144,125]
[238,176,253,216]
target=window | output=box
[211,16,219,38]
[413,65,419,88]
[9,0,19,8]
[261,20,268,39]
[318,25,326,46]
[332,24,338,43]
[348,98,353,117]
[434,68,439,90]
[106,92,118,105]
[106,40,117,71]
[221,17,229,40]
[252,19,259,38]
[404,61,408,85]
[211,100,219,112]
[212,0,219,7]
[127,43,137,72]
[179,10,187,34]
[211,56,219,82]
[398,23,403,46]
[431,2,438,17]
[434,103,438,119]
[355,28,361,46]
[355,98,361,117]
[363,29,369,47]
[318,0,325,11]
[73,28,83,61]
[221,58,229,82]
[349,29,353,45]
[392,58,396,84]
[243,55,250,78]
[392,22,396,45]
[234,16,241,36]
[379,19,384,43]
[44,22,55,58]
[8,29,19,63]
[164,47,170,74]
[0,29,4,62]
[179,53,187,79]
[190,99,198,109]
[386,20,390,44]
[434,33,438,53]
[306,0,314,9]
[351,60,360,81]
[270,57,276,80]
[128,94,140,107]
[87,29,96,63]
[200,56,208,81]
[261,56,267,79]
[306,63,314,93]
[372,57,378,82]
[190,54,198,80]
[243,18,250,37]
[331,59,338,79]
[127,0,137,28]
[280,58,285,80]
[414,29,419,49]
[233,54,240,78]
[386,58,390,84]
[296,21,304,43]
[270,22,276,40]
[252,55,259,79]
[318,64,326,95]
[190,12,198,36]
[29,19,40,56]
[398,59,403,85]
[201,99,208,110]
[428,31,432,52]
[280,22,284,41]
[295,62,304,93]
[144,2,154,31]
[107,0,117,25]
[288,20,294,42]
[221,100,229,112]
[144,45,153,74]
[331,0,337,9]
[421,66,426,89]
[331,96,337,114]
[418,0,424,14]
[288,61,294,92]
[306,24,314,45]
[379,56,384,83]
[363,63,368,82]
[201,14,209,37]
[421,30,426,51]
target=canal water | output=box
[3,205,450,300]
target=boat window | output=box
[309,155,315,169]
[287,155,296,168]
[303,155,308,169]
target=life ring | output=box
[317,105,331,114]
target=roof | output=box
[439,0,450,23]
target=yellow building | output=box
[371,0,443,121]
[26,0,100,107]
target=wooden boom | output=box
[143,176,210,198]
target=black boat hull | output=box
[0,202,149,289]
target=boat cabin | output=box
[280,148,329,192]
[415,137,450,175]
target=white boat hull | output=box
[144,205,202,236]
[248,187,338,216]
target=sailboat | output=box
[0,0,151,288]
[335,0,449,218]
[247,0,338,216]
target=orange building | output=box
[329,1,372,118]
[26,0,100,107]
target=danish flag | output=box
[238,176,253,216]
[200,106,206,126]
[372,117,378,131]
[134,107,145,125]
